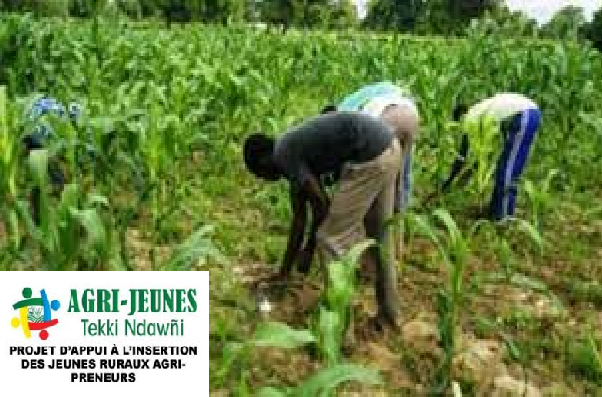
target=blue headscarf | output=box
[24,97,83,150]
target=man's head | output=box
[453,104,469,121]
[243,133,281,181]
[321,105,337,114]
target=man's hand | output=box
[280,188,307,276]
[296,247,314,274]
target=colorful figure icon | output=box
[11,288,60,340]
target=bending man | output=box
[243,111,402,328]
[323,81,420,212]
[443,93,541,220]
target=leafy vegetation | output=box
[2,0,602,51]
[0,14,602,395]
[584,7,602,52]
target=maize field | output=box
[1,14,602,395]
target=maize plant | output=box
[25,150,110,270]
[311,240,374,365]
[213,311,382,395]
[0,86,23,255]
[461,115,500,207]
[522,169,560,231]
[407,209,479,393]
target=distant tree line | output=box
[364,0,601,50]
[0,0,358,28]
[0,0,600,51]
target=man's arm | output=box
[297,173,329,273]
[280,187,307,276]
[441,132,470,192]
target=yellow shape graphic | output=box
[11,307,31,338]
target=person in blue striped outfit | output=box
[322,82,420,214]
[443,93,541,220]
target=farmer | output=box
[24,97,82,223]
[439,93,541,220]
[321,82,419,273]
[243,111,402,329]
[322,81,420,213]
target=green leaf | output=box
[509,273,549,293]
[315,307,343,365]
[255,387,289,397]
[215,342,245,382]
[341,239,375,270]
[406,212,448,264]
[543,169,560,190]
[27,149,50,186]
[69,208,106,248]
[162,225,226,270]
[0,85,6,136]
[60,184,80,209]
[252,322,316,349]
[567,336,602,382]
[587,335,602,376]
[296,364,383,397]
[325,260,354,310]
[504,337,522,362]
[87,194,109,207]
[516,219,543,252]
[433,208,462,246]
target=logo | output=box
[11,288,60,340]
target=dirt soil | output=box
[211,234,601,396]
